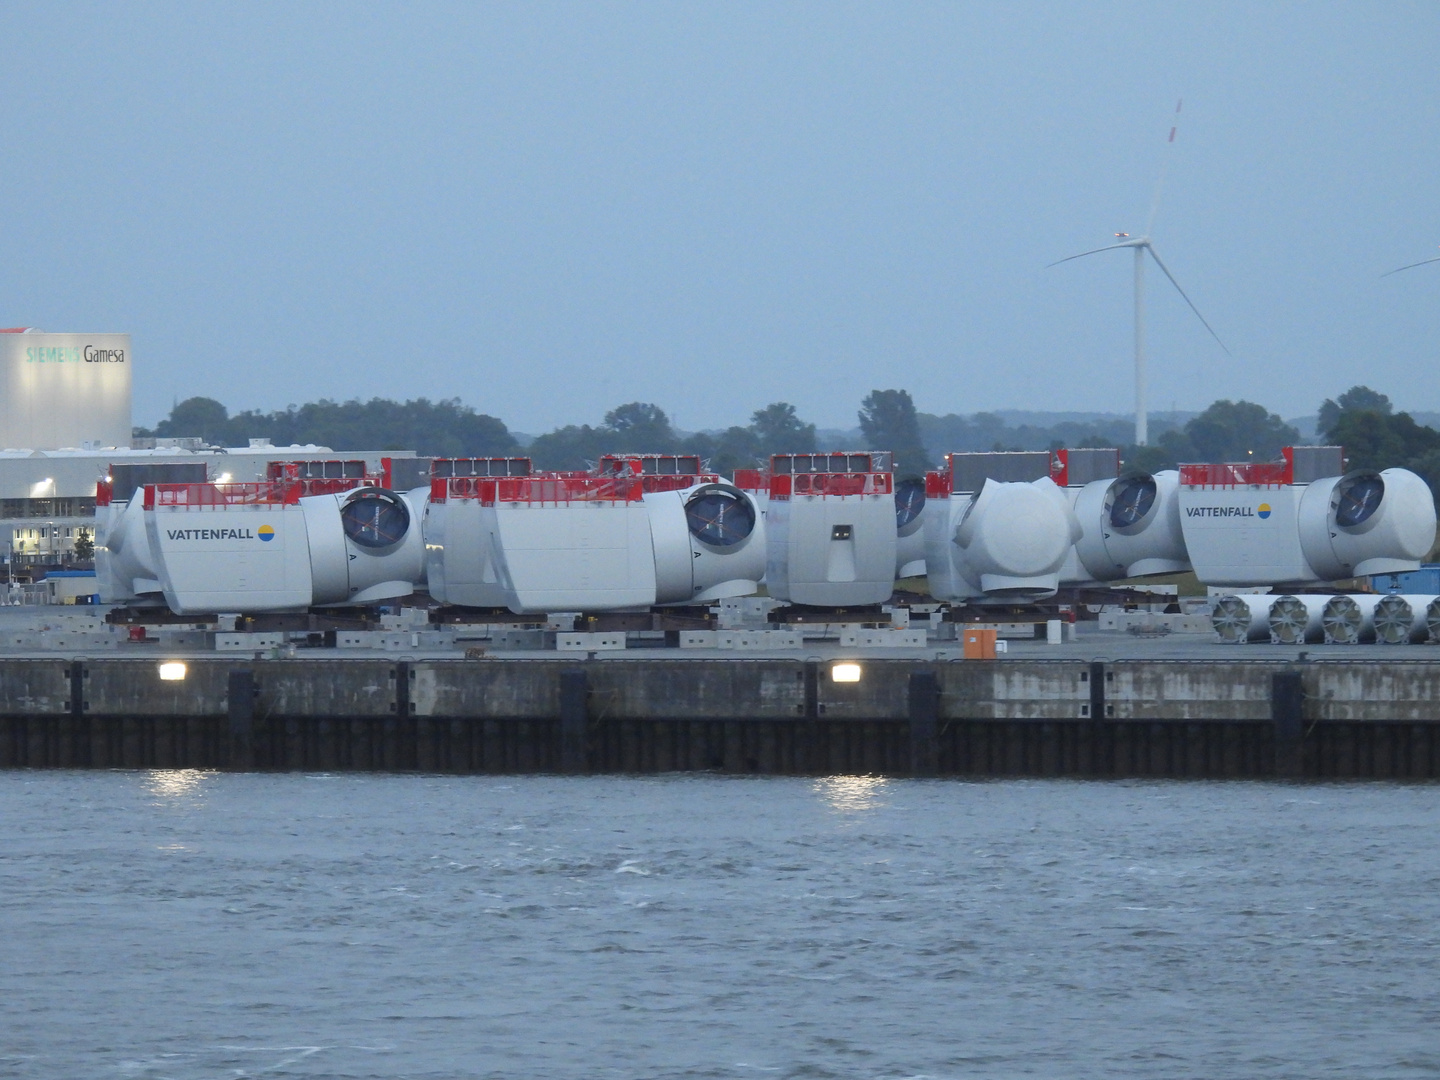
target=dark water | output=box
[2,772,1438,1079]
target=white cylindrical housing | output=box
[1073,470,1189,581]
[645,482,765,605]
[1299,469,1437,580]
[1267,594,1329,644]
[1211,594,1272,643]
[303,486,427,607]
[1372,594,1433,644]
[895,477,928,578]
[1321,594,1384,644]
[936,477,1081,601]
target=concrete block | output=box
[216,632,284,651]
[837,628,928,648]
[717,629,803,650]
[679,630,719,649]
[557,632,627,652]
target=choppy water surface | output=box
[2,773,1438,1079]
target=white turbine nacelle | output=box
[927,476,1082,602]
[1071,469,1190,581]
[1179,449,1435,586]
[132,478,426,615]
[765,452,898,607]
[426,456,765,613]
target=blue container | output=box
[1371,564,1440,595]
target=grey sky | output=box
[2,2,1437,433]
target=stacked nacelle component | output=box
[1178,448,1434,587]
[96,462,208,605]
[427,455,764,613]
[765,452,898,606]
[136,479,426,614]
[926,451,1085,601]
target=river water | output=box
[1,772,1437,1079]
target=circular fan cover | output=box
[1427,598,1440,641]
[1373,594,1416,644]
[1108,476,1156,530]
[685,486,755,547]
[1321,596,1363,643]
[341,491,411,550]
[1335,474,1384,528]
[1211,594,1259,642]
[1268,595,1312,644]
[895,478,926,530]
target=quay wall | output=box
[2,658,1439,779]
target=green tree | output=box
[858,389,931,476]
[749,402,816,455]
[154,397,231,443]
[1319,385,1393,439]
[602,402,676,451]
[1183,400,1299,463]
[72,529,94,562]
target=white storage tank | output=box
[765,452,898,607]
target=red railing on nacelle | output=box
[770,472,893,500]
[432,475,645,505]
[143,482,302,509]
[1179,457,1293,487]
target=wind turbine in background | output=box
[1047,100,1230,446]
[1382,246,1440,277]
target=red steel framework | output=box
[1180,448,1297,488]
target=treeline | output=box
[138,385,1440,499]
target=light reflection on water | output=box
[813,774,888,813]
[143,769,212,799]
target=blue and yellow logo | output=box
[1257,503,1272,519]
[258,525,275,542]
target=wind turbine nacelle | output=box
[141,482,426,615]
[646,483,765,604]
[894,477,928,578]
[765,452,898,607]
[1071,470,1190,581]
[1297,469,1436,580]
[425,458,536,608]
[926,476,1082,601]
[1179,460,1435,586]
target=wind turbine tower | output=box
[1049,100,1230,446]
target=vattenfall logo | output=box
[1185,504,1273,519]
[23,345,127,363]
[166,525,276,541]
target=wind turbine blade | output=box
[1046,241,1137,268]
[1145,98,1182,237]
[1145,245,1231,355]
[1381,255,1440,278]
